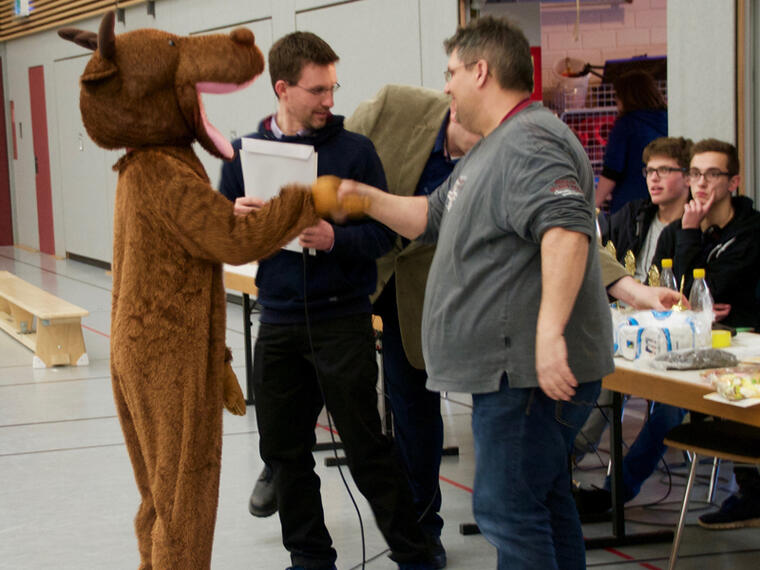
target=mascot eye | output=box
[168,39,175,46]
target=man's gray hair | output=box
[444,16,533,93]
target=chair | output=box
[663,420,760,569]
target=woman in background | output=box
[596,70,667,213]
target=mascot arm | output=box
[222,347,245,415]
[165,173,319,265]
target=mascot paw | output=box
[340,193,371,218]
[311,175,341,217]
[222,361,246,416]
[311,175,370,219]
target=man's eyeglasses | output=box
[642,166,686,178]
[444,61,478,82]
[291,82,340,97]
[687,168,733,182]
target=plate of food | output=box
[701,365,760,406]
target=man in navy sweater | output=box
[219,32,434,570]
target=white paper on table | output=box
[223,262,257,280]
[703,392,760,407]
[240,137,317,253]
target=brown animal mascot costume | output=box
[59,12,320,569]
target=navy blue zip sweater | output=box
[218,114,393,323]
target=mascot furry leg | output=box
[59,13,319,569]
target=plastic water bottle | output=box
[688,268,714,348]
[660,259,678,290]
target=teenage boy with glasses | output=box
[598,136,693,284]
[652,138,760,328]
[574,137,693,469]
[653,138,760,530]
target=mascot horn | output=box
[59,12,319,569]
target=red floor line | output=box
[438,474,473,493]
[602,546,661,569]
[82,323,110,338]
[315,422,339,436]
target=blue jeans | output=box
[606,402,687,501]
[472,376,601,570]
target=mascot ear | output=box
[98,11,116,60]
[59,12,118,84]
[58,28,98,51]
[58,11,115,55]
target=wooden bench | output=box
[0,271,89,368]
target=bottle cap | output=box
[661,258,673,268]
[693,268,706,279]
[711,329,731,348]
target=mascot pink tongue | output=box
[59,12,319,569]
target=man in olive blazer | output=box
[346,85,473,567]
[347,85,452,367]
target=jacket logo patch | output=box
[446,175,466,211]
[550,178,583,198]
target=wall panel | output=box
[4,0,459,262]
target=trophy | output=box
[624,250,636,277]
[648,264,660,287]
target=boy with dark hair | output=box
[577,137,693,511]
[654,138,760,530]
[652,138,760,328]
[599,136,692,282]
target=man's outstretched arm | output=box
[338,180,429,240]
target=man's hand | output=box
[682,194,714,229]
[714,303,731,322]
[233,196,265,216]
[608,277,687,310]
[298,220,335,251]
[637,286,686,310]
[535,331,577,401]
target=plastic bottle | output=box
[660,259,678,290]
[688,268,714,348]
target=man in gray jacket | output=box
[337,17,613,570]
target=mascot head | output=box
[59,12,265,160]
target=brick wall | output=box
[541,0,667,98]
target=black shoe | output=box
[429,536,447,569]
[574,486,612,516]
[249,465,277,518]
[698,493,760,529]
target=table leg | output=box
[242,293,254,405]
[584,390,673,549]
[610,390,626,537]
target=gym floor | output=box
[1,245,757,569]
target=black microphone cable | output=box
[301,248,367,570]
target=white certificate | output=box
[240,137,317,252]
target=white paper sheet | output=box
[240,137,317,252]
[703,392,760,408]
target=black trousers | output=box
[374,282,444,537]
[253,313,431,569]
